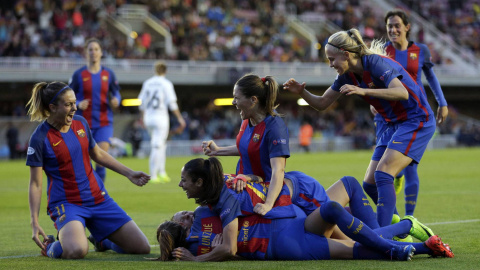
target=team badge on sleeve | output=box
[77,129,86,138]
[27,147,35,155]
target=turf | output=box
[1,147,479,269]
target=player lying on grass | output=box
[152,157,453,261]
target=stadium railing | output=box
[0,57,478,86]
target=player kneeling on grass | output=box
[27,82,151,259]
[155,157,453,261]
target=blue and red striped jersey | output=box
[209,174,295,228]
[26,115,109,214]
[235,115,290,182]
[186,206,223,256]
[331,54,434,123]
[188,173,296,259]
[69,66,121,128]
[186,205,273,259]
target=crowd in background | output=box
[1,0,479,62]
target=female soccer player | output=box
[363,9,449,217]
[69,38,121,182]
[156,157,453,261]
[26,82,150,259]
[202,74,289,217]
[283,29,436,227]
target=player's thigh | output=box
[327,238,355,259]
[304,208,335,237]
[326,180,349,206]
[58,220,89,258]
[364,160,379,184]
[107,220,150,254]
[377,148,412,176]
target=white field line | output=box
[1,219,479,260]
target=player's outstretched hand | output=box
[283,78,306,95]
[254,203,272,216]
[172,247,196,261]
[128,171,150,186]
[202,140,219,156]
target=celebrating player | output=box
[69,38,121,183]
[364,9,449,218]
[26,82,150,259]
[283,29,436,227]
[202,74,289,217]
[155,157,453,261]
[138,60,186,183]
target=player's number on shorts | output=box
[55,204,65,216]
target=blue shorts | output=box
[49,198,132,241]
[266,206,330,260]
[372,117,435,163]
[286,171,330,215]
[91,125,114,144]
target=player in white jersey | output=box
[138,61,186,183]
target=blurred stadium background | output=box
[1,0,480,160]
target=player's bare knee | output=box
[62,245,88,259]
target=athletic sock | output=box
[46,241,63,259]
[101,239,125,254]
[319,200,392,253]
[341,176,379,229]
[375,171,396,227]
[373,220,411,239]
[385,239,430,254]
[404,163,419,216]
[362,181,378,204]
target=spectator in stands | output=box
[5,122,19,160]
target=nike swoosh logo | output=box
[53,140,62,146]
[392,140,402,144]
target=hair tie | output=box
[49,85,70,104]
[327,42,357,53]
[261,77,266,83]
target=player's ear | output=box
[195,178,203,187]
[251,96,258,105]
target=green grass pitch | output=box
[1,147,479,269]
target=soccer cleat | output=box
[88,235,106,252]
[150,177,161,183]
[159,173,171,183]
[425,235,454,258]
[391,214,401,224]
[393,235,413,242]
[390,244,415,261]
[403,215,434,242]
[394,174,405,195]
[41,235,55,257]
